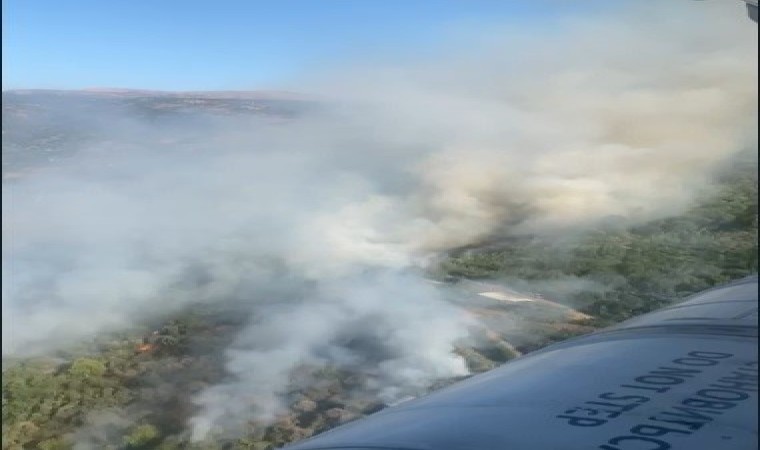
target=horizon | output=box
[2,87,308,94]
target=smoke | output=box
[2,1,756,442]
[188,271,473,440]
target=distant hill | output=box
[4,88,314,101]
[2,88,316,120]
[1,88,318,178]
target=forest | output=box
[3,150,757,450]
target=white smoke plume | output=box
[188,271,473,440]
[1,1,756,441]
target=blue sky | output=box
[2,0,619,91]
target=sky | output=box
[2,0,623,91]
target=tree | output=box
[68,358,106,379]
[37,437,72,450]
[123,424,160,448]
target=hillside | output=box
[3,156,756,449]
[2,90,757,450]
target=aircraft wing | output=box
[284,276,758,450]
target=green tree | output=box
[123,424,160,448]
[68,358,106,378]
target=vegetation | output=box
[1,322,200,450]
[3,354,131,449]
[123,424,160,448]
[440,153,757,326]
[2,153,756,449]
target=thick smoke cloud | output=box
[2,1,756,441]
[188,271,474,440]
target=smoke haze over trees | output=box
[2,2,757,449]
